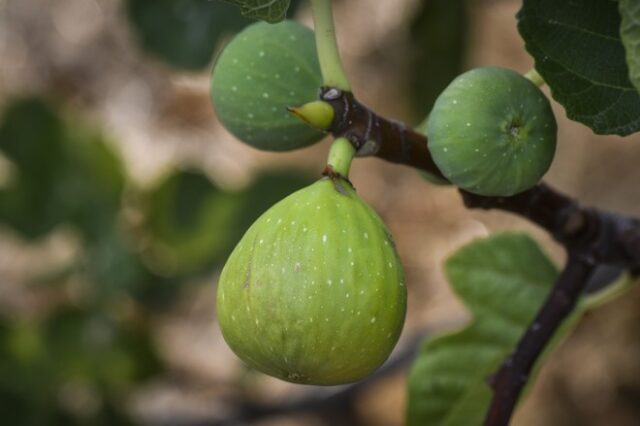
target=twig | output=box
[320,87,640,270]
[483,257,596,425]
[319,87,640,425]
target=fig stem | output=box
[287,100,335,130]
[327,137,356,178]
[524,68,545,87]
[311,0,351,91]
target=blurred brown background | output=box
[1,0,639,425]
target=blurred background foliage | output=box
[0,91,315,424]
[1,1,640,425]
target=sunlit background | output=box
[1,0,640,425]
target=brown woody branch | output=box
[319,87,640,426]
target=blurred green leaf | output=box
[235,170,315,233]
[126,0,305,70]
[222,0,291,23]
[407,0,467,121]
[139,170,244,277]
[407,233,636,425]
[0,98,71,238]
[138,169,315,279]
[518,0,640,136]
[0,98,125,241]
[127,0,251,70]
[62,125,126,241]
[620,0,640,92]
[0,307,158,425]
[45,307,162,388]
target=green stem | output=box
[524,68,545,87]
[327,137,356,177]
[311,0,351,91]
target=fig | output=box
[216,172,406,385]
[415,117,451,186]
[426,67,557,196]
[211,21,324,151]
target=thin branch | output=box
[483,256,596,426]
[320,87,640,272]
[319,88,445,179]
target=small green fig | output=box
[216,175,406,385]
[427,67,557,196]
[415,117,452,186]
[211,21,324,151]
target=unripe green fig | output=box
[216,177,407,385]
[211,21,324,151]
[427,67,557,196]
[415,117,452,186]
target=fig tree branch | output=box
[319,87,640,271]
[483,257,596,426]
[319,87,640,426]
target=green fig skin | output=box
[211,21,324,151]
[427,67,557,196]
[216,178,407,385]
[415,117,452,186]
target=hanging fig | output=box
[211,20,325,151]
[426,67,557,196]
[216,139,407,385]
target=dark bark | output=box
[483,257,596,425]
